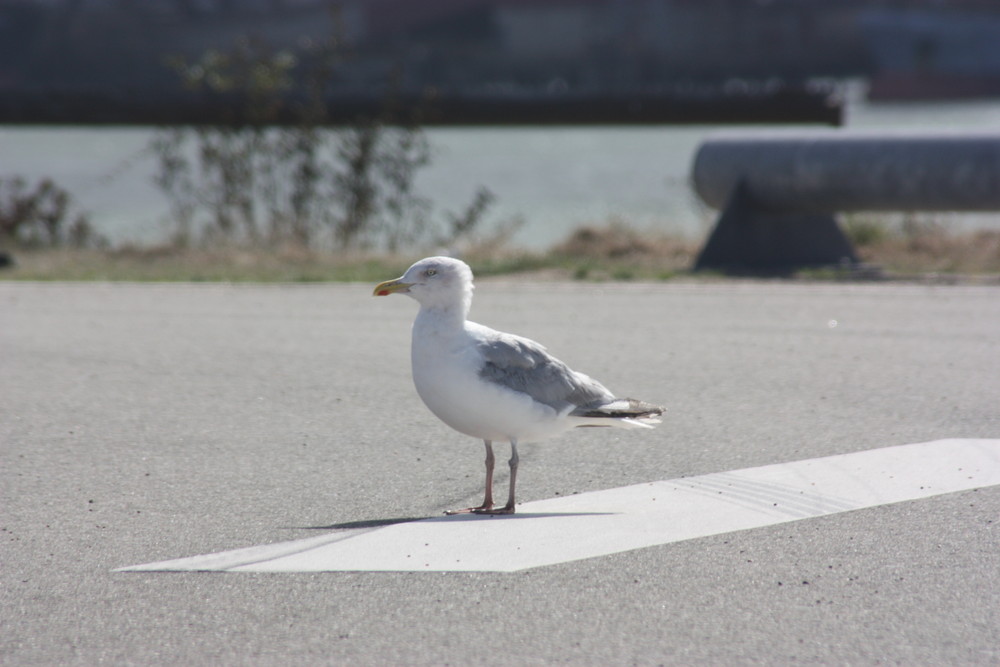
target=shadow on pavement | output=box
[301,511,616,530]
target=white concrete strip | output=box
[117,439,1000,573]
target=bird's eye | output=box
[425,269,437,277]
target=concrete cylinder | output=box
[692,130,1000,213]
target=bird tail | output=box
[570,398,664,429]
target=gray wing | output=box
[474,327,614,412]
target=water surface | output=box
[2,90,999,248]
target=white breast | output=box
[410,316,569,442]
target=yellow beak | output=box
[373,279,414,296]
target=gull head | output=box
[373,256,474,312]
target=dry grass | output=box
[2,218,999,283]
[852,224,1000,276]
[1,245,415,283]
[545,222,698,281]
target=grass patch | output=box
[842,214,1000,276]
[1,246,417,283]
[3,217,999,283]
[546,222,698,281]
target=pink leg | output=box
[474,439,517,515]
[445,440,495,514]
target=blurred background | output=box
[1,0,999,262]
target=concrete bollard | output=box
[690,130,1000,271]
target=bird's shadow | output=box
[299,511,615,531]
[429,511,615,522]
[300,517,426,530]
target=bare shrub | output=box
[151,38,495,252]
[0,177,102,248]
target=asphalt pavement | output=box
[3,279,999,665]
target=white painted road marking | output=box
[117,439,1000,573]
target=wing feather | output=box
[472,325,613,412]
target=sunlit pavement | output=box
[4,281,999,665]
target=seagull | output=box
[373,256,664,515]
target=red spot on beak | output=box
[377,290,390,296]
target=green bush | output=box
[843,215,887,247]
